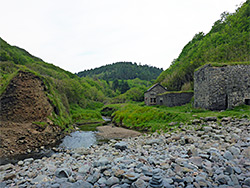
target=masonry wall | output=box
[157,92,193,107]
[227,65,250,109]
[194,64,250,110]
[144,85,167,105]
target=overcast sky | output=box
[0,0,244,73]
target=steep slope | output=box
[0,38,111,158]
[156,0,250,90]
[77,62,163,81]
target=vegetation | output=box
[104,103,250,132]
[157,0,250,91]
[0,38,109,129]
[77,62,163,82]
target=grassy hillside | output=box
[0,38,113,128]
[156,0,250,91]
[77,62,163,82]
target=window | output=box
[150,98,156,104]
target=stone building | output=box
[157,91,193,107]
[144,83,167,105]
[194,64,250,110]
[144,83,193,107]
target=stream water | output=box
[1,116,111,165]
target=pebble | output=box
[0,118,249,188]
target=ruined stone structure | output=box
[144,83,167,106]
[194,64,250,110]
[144,83,193,107]
[157,92,193,107]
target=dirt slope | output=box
[0,71,63,158]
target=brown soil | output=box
[96,125,141,139]
[0,71,63,158]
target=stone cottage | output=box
[144,83,167,105]
[144,83,193,107]
[194,64,250,110]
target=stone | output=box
[149,169,163,188]
[229,146,241,156]
[24,158,34,164]
[131,179,147,188]
[224,166,233,175]
[94,157,110,167]
[78,163,91,174]
[0,163,13,171]
[55,168,72,178]
[31,175,48,184]
[215,174,231,184]
[223,151,234,160]
[72,181,92,188]
[115,142,128,151]
[124,172,140,181]
[244,178,250,186]
[86,171,100,184]
[18,160,24,166]
[106,176,120,186]
[3,173,16,181]
[98,177,107,184]
[189,157,203,168]
[204,117,217,122]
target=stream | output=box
[0,116,111,165]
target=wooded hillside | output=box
[156,0,250,91]
[77,62,163,81]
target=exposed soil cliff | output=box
[0,71,63,158]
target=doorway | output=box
[245,99,250,105]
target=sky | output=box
[0,0,244,73]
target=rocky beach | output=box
[0,117,250,188]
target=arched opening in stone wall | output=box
[245,99,250,105]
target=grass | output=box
[195,61,250,71]
[103,102,250,132]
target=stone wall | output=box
[144,84,167,105]
[157,92,193,107]
[227,65,250,109]
[194,64,250,110]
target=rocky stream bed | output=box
[0,117,250,188]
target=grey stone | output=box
[131,179,147,188]
[31,175,48,184]
[233,167,242,174]
[204,117,217,122]
[55,168,72,178]
[215,174,231,184]
[24,158,34,164]
[3,173,16,181]
[0,163,14,171]
[78,163,91,174]
[97,177,107,184]
[223,151,234,160]
[244,178,250,186]
[94,157,110,167]
[71,181,92,188]
[86,171,100,184]
[106,176,120,186]
[115,142,128,151]
[124,172,140,181]
[229,146,241,156]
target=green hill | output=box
[0,38,114,128]
[156,0,250,91]
[76,62,163,81]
